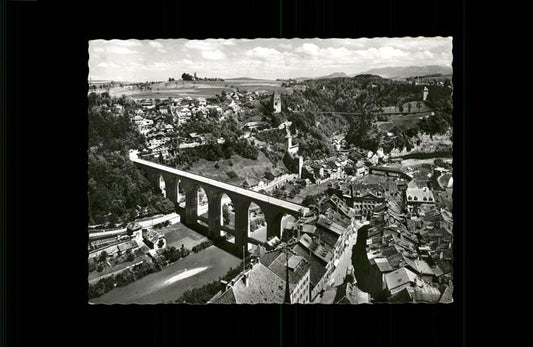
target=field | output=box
[108,79,285,100]
[377,112,433,131]
[178,151,278,186]
[288,181,331,204]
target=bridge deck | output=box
[132,157,309,215]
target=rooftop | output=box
[230,263,286,304]
[406,187,435,203]
[384,267,418,292]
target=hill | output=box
[88,92,175,226]
[359,65,453,79]
[293,72,348,81]
[316,72,349,79]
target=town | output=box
[88,39,454,304]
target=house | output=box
[384,266,418,295]
[196,97,207,107]
[325,277,371,304]
[264,167,283,181]
[405,187,435,211]
[209,262,285,304]
[209,258,309,304]
[291,243,328,301]
[350,185,385,218]
[241,177,259,190]
[142,228,166,250]
[260,251,311,303]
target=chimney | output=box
[243,274,249,287]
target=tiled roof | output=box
[263,252,309,285]
[406,187,435,203]
[374,258,394,273]
[384,267,418,292]
[439,284,454,303]
[292,244,327,288]
[316,215,346,236]
[209,287,236,304]
[230,263,286,304]
[117,240,139,252]
[143,228,164,243]
[334,282,371,304]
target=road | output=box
[90,245,240,304]
[328,222,365,287]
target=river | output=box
[90,246,241,304]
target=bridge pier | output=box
[265,211,284,241]
[133,159,310,250]
[206,188,222,239]
[163,174,178,204]
[232,199,251,251]
[183,181,199,226]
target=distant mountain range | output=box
[294,72,348,81]
[293,65,452,81]
[358,65,453,79]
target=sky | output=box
[88,37,453,82]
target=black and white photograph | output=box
[87,37,454,305]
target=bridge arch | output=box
[133,157,311,254]
[195,185,209,228]
[158,174,166,198]
[177,179,186,208]
[247,201,268,247]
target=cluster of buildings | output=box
[210,195,359,303]
[125,89,278,160]
[356,196,453,302]
[209,151,453,303]
[88,222,168,270]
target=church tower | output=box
[423,86,429,101]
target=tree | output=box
[98,251,108,262]
[126,252,135,262]
[182,73,193,81]
[157,239,165,249]
[222,204,231,225]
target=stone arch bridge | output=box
[130,155,310,251]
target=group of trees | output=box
[161,245,189,264]
[222,204,231,225]
[181,73,195,81]
[88,92,175,226]
[278,75,453,154]
[301,192,325,208]
[171,116,258,167]
[88,260,163,299]
[249,217,266,232]
[192,240,214,253]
